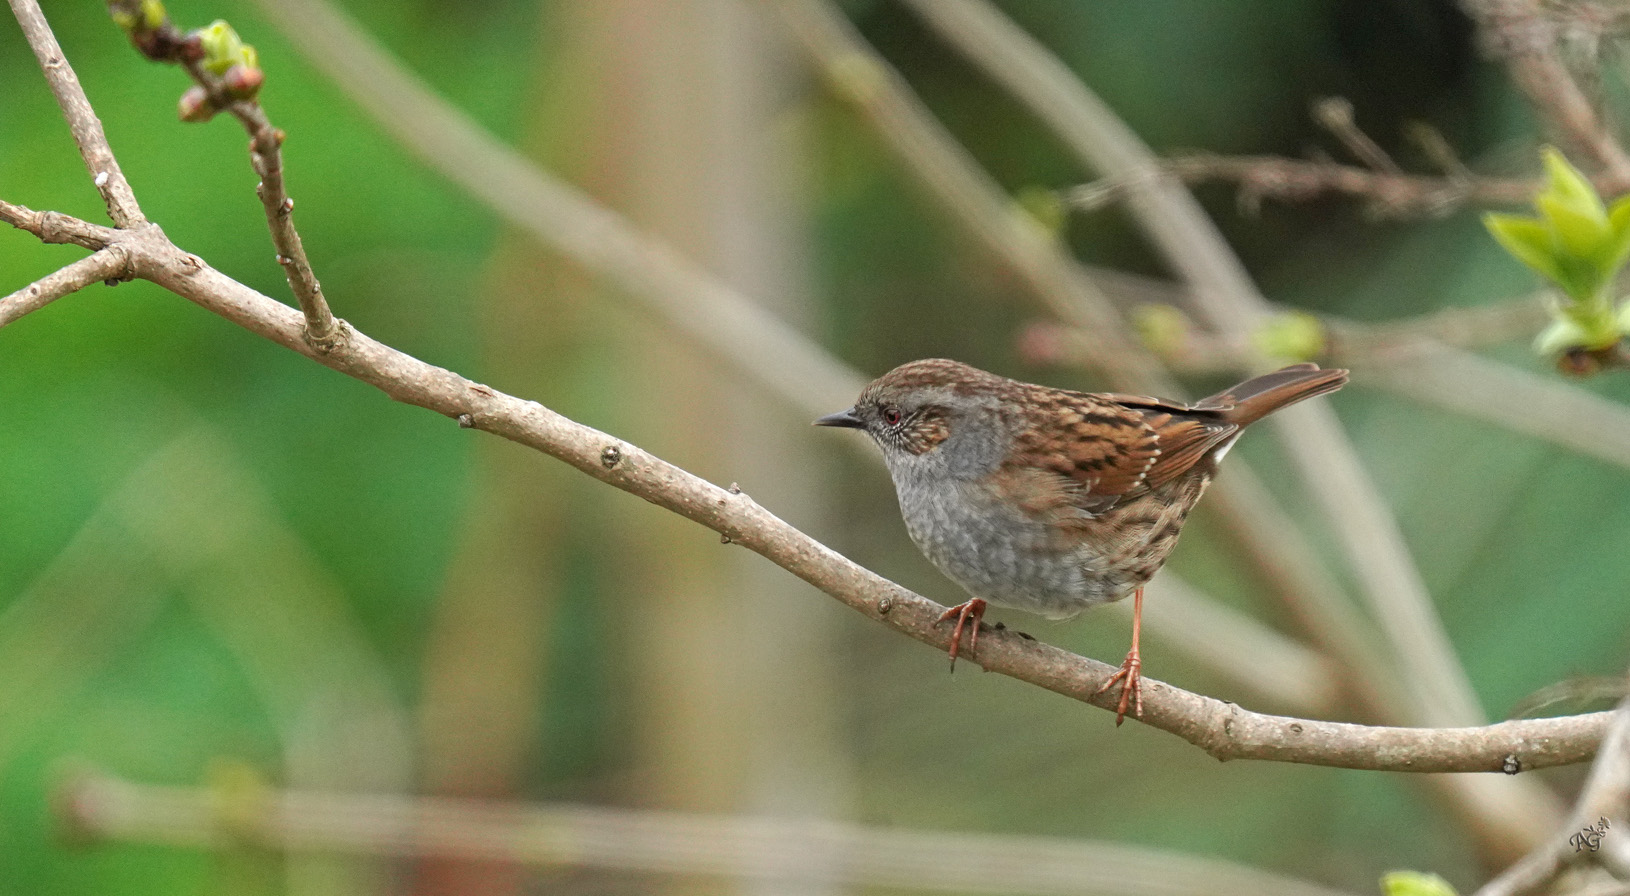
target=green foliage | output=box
[108,0,165,34]
[1381,870,1459,896]
[1016,185,1067,238]
[1251,309,1326,362]
[196,20,256,76]
[1484,148,1630,355]
[1132,303,1190,357]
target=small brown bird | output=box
[817,359,1347,724]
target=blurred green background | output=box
[5,1,1630,894]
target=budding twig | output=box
[108,0,340,348]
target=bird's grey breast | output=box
[882,409,1109,618]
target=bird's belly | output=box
[897,483,1132,619]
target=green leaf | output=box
[1535,315,1592,355]
[1540,146,1606,221]
[1251,310,1326,362]
[1016,186,1066,239]
[1563,292,1620,347]
[1483,213,1565,284]
[1601,194,1630,272]
[1380,871,1458,896]
[198,20,251,75]
[1132,303,1189,356]
[1553,253,1609,304]
[1536,193,1607,260]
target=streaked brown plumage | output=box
[817,359,1348,723]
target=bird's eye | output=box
[881,406,903,426]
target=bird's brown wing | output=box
[1004,389,1236,515]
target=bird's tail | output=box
[1198,363,1349,427]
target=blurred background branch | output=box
[59,769,1363,896]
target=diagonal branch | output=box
[0,244,131,326]
[1065,154,1538,219]
[1,197,121,250]
[183,59,339,348]
[7,0,145,227]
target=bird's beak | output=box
[814,408,865,429]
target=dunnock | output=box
[817,359,1348,724]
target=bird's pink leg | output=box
[936,598,986,670]
[1093,587,1145,725]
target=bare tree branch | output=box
[0,244,131,326]
[1312,97,1401,174]
[1,197,121,250]
[106,0,339,346]
[1064,154,1537,219]
[8,0,145,227]
[183,62,338,348]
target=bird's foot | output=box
[936,598,987,671]
[1093,649,1143,726]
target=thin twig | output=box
[1071,265,1550,356]
[58,771,1363,896]
[1329,297,1551,357]
[7,0,145,227]
[0,245,131,327]
[1064,154,1538,219]
[181,57,339,348]
[6,202,1612,772]
[1312,97,1401,174]
[104,0,340,347]
[0,197,120,250]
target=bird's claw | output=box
[1093,651,1143,725]
[936,598,987,671]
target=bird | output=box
[816,359,1348,724]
